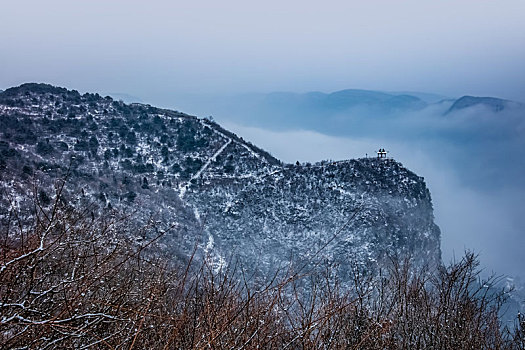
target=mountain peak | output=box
[1,82,70,96]
[446,95,511,114]
[0,83,441,281]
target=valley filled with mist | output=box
[146,89,525,281]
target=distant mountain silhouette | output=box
[446,96,512,114]
[261,89,428,113]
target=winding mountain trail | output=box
[178,138,232,199]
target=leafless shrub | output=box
[1,182,523,349]
[0,180,175,349]
[509,313,525,349]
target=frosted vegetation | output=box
[0,187,524,349]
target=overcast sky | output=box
[1,0,524,102]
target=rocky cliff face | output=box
[0,83,441,282]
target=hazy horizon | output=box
[1,0,525,103]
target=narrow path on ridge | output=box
[179,139,232,199]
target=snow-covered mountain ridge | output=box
[0,83,441,280]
